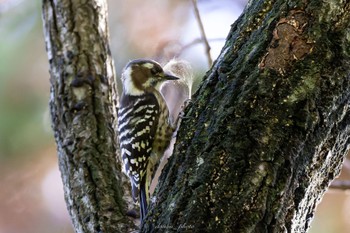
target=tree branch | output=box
[143,0,350,232]
[42,0,135,232]
[191,0,212,67]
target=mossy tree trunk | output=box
[143,0,350,232]
[42,0,350,233]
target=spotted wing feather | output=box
[118,93,159,201]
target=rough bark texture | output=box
[42,0,135,232]
[42,0,350,232]
[143,0,350,232]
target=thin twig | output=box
[155,38,225,61]
[181,38,225,55]
[191,0,213,67]
[329,180,350,190]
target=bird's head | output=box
[121,59,179,95]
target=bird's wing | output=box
[118,93,160,201]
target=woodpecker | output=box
[117,59,178,223]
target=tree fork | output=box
[42,0,350,232]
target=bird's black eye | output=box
[150,67,158,75]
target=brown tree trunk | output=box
[42,0,350,233]
[42,0,135,232]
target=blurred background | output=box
[0,0,349,232]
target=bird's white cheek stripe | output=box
[123,67,144,96]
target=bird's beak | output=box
[164,72,179,80]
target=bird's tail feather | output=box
[139,183,148,223]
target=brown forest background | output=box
[0,0,349,232]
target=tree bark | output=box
[42,0,135,232]
[42,0,350,233]
[143,0,350,232]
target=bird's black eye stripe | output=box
[150,64,163,76]
[150,67,158,75]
